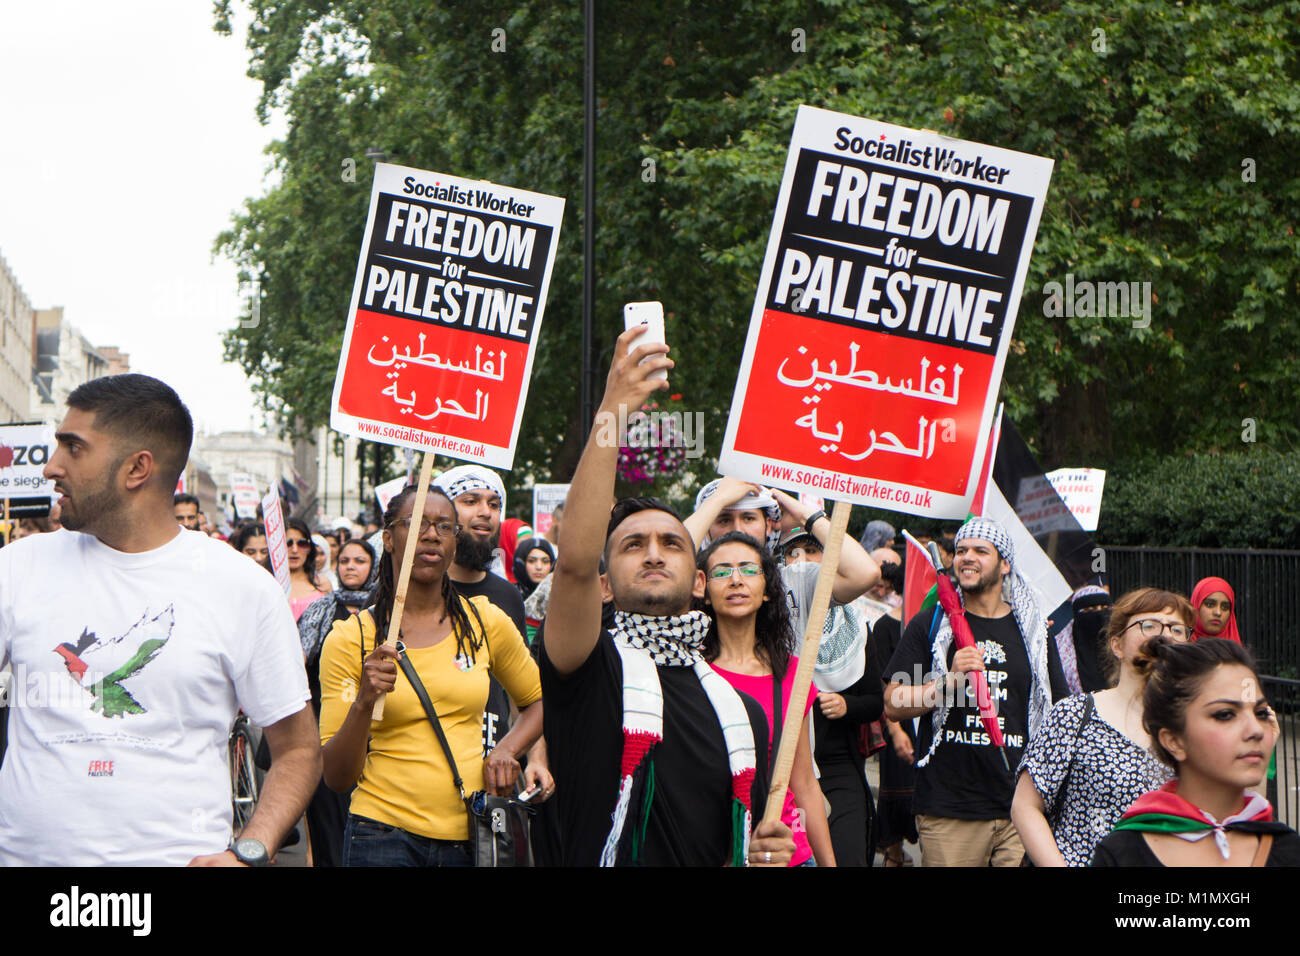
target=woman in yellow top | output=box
[319,484,545,867]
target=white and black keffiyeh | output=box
[917,516,1051,768]
[612,610,710,666]
[694,479,782,550]
[433,465,506,507]
[601,610,757,867]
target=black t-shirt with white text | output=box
[887,610,1030,819]
[539,631,771,866]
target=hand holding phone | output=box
[623,301,667,381]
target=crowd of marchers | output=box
[0,335,1291,867]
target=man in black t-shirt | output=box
[884,517,1068,866]
[541,326,796,867]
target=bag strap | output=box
[1052,693,1095,817]
[395,642,467,801]
[770,668,784,776]
[1251,833,1273,867]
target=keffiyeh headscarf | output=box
[917,516,1051,768]
[602,610,757,867]
[695,479,781,550]
[433,465,506,507]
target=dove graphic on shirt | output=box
[52,606,174,718]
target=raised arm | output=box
[770,489,879,602]
[545,326,673,676]
[682,477,763,549]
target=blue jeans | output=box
[342,814,472,867]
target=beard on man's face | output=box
[56,478,121,532]
[454,528,499,571]
[957,562,1004,598]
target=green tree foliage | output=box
[1098,450,1300,548]
[216,0,1300,502]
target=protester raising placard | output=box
[330,163,565,468]
[720,106,1053,519]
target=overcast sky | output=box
[0,1,288,435]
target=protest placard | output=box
[329,163,565,469]
[720,106,1054,519]
[260,487,291,594]
[1044,467,1105,532]
[0,423,57,516]
[374,474,409,516]
[230,473,259,519]
[531,483,570,537]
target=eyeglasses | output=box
[285,539,310,550]
[1126,619,1193,640]
[708,563,763,580]
[389,517,460,538]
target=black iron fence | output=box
[1102,546,1300,678]
[1262,677,1299,831]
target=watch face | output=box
[234,838,267,864]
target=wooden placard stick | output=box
[371,450,435,721]
[760,498,852,825]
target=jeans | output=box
[342,814,472,868]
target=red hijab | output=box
[1191,577,1240,643]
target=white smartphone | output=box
[623,301,667,380]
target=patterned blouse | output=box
[1018,693,1173,866]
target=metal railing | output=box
[1262,677,1299,831]
[1102,546,1300,677]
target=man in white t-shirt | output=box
[0,374,319,866]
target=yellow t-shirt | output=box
[318,595,542,841]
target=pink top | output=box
[711,657,818,866]
[289,592,328,623]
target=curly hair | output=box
[366,484,485,671]
[696,531,792,682]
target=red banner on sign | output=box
[732,309,992,497]
[338,310,530,449]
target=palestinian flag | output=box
[900,530,938,628]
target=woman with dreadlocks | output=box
[319,484,545,867]
[698,531,837,867]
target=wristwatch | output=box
[804,509,827,534]
[231,837,270,867]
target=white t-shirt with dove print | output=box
[0,528,309,865]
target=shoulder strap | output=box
[1252,833,1273,867]
[1076,692,1095,737]
[927,605,944,643]
[770,669,784,775]
[395,644,466,801]
[1053,694,1094,817]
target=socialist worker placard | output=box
[719,106,1053,519]
[330,163,565,469]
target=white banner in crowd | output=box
[261,487,291,594]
